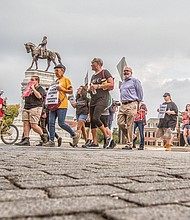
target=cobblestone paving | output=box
[1,145,190,219]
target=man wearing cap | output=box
[156,92,178,151]
[44,64,79,147]
[117,66,143,150]
[86,58,114,148]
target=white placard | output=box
[45,82,59,105]
[158,104,167,119]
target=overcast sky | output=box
[1,0,190,119]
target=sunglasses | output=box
[30,79,35,81]
[123,71,131,75]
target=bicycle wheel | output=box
[1,124,19,144]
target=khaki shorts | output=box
[22,107,42,124]
[156,127,175,139]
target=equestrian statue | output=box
[24,36,63,71]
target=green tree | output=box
[5,104,19,124]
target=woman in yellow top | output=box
[44,64,79,147]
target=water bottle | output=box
[91,83,97,95]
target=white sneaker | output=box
[72,133,80,146]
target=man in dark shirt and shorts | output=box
[156,92,178,151]
[15,75,47,146]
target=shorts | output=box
[76,114,88,122]
[184,125,190,129]
[100,115,108,128]
[22,107,42,124]
[156,127,175,139]
[85,121,91,128]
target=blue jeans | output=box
[49,108,75,141]
[133,120,144,148]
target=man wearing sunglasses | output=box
[117,66,143,150]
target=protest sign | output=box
[45,82,59,105]
[158,104,167,119]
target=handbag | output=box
[48,95,66,111]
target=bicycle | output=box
[0,113,19,144]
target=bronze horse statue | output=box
[24,42,63,71]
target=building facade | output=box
[144,118,180,146]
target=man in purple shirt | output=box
[117,66,143,150]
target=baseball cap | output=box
[91,58,103,66]
[54,64,66,71]
[163,92,171,97]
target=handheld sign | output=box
[45,82,59,105]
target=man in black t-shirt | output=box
[156,92,178,151]
[15,75,47,146]
[86,58,114,149]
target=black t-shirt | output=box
[158,101,178,128]
[76,95,89,116]
[24,86,46,110]
[90,69,112,106]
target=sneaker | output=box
[165,144,171,151]
[82,139,92,148]
[104,137,112,149]
[43,141,55,147]
[138,147,144,150]
[41,134,48,144]
[72,133,80,147]
[106,139,116,149]
[86,143,100,149]
[15,138,30,146]
[57,137,62,147]
[184,144,189,147]
[122,145,132,150]
[36,141,43,146]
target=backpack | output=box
[101,70,114,91]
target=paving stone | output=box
[0,169,45,176]
[114,180,190,192]
[14,176,133,189]
[0,182,16,190]
[116,188,190,206]
[8,174,68,182]
[128,175,178,183]
[0,189,47,202]
[48,185,126,197]
[18,213,106,220]
[104,205,190,220]
[0,196,128,218]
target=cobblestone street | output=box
[1,145,190,219]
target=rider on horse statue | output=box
[38,36,47,57]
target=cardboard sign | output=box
[134,109,146,121]
[158,104,167,119]
[45,82,59,105]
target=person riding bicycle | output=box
[0,90,4,121]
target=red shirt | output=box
[0,98,3,117]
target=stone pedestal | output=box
[14,70,74,145]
